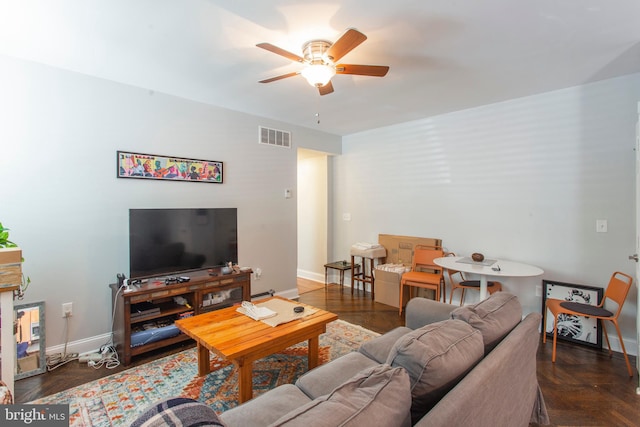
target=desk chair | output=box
[399,245,444,315]
[543,271,634,377]
[445,252,502,305]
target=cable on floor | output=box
[46,315,78,371]
[88,345,120,370]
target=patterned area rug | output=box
[30,320,379,426]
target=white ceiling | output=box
[2,0,640,136]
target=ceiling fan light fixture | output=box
[257,29,388,95]
[300,63,336,87]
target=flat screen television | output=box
[129,208,237,279]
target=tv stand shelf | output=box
[110,268,251,365]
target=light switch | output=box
[596,219,607,233]
[343,213,351,221]
[284,189,292,199]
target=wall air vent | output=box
[259,126,291,149]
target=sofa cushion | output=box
[296,351,379,399]
[220,384,311,427]
[386,319,484,424]
[450,292,522,353]
[271,364,411,427]
[358,326,412,363]
[131,397,225,427]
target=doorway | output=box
[297,149,329,291]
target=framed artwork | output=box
[542,280,604,349]
[117,151,223,183]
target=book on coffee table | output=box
[237,301,277,321]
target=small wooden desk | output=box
[175,296,338,403]
[324,261,359,288]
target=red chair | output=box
[543,271,634,376]
[399,245,444,315]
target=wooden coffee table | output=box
[175,296,338,403]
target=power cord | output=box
[46,315,79,371]
[88,345,120,370]
[47,280,126,371]
[84,282,126,370]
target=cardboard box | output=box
[17,353,38,373]
[378,234,442,266]
[374,269,436,307]
[373,234,442,308]
[374,269,406,308]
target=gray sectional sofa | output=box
[132,292,550,427]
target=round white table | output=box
[433,256,544,300]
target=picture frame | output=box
[542,280,604,349]
[117,151,223,183]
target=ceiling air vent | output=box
[259,126,291,149]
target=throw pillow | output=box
[450,292,522,353]
[386,319,484,423]
[358,326,413,363]
[270,364,412,427]
[131,397,226,427]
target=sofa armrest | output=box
[405,298,456,329]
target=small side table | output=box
[324,261,359,289]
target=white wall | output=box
[333,73,640,354]
[0,55,341,353]
[297,149,328,283]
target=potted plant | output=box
[0,222,30,299]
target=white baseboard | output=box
[46,332,113,357]
[297,268,355,287]
[276,287,299,300]
[296,269,324,283]
[602,335,637,357]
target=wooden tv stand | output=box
[110,268,251,365]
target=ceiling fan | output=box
[256,28,390,96]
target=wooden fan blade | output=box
[256,43,304,63]
[326,28,367,62]
[259,72,299,83]
[318,81,334,96]
[335,64,389,77]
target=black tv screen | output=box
[129,208,237,279]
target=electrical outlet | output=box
[62,302,73,318]
[255,268,262,280]
[596,219,607,233]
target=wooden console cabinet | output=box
[110,268,251,365]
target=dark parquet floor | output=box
[14,282,640,426]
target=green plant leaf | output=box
[0,222,18,248]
